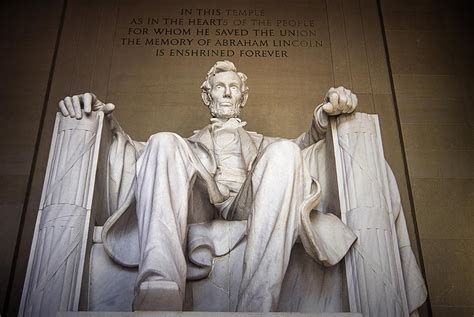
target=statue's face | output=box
[208,71,243,119]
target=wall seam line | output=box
[375,0,433,316]
[3,0,70,315]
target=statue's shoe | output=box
[133,280,183,311]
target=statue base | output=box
[57,312,362,317]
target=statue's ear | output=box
[240,92,249,108]
[201,91,211,106]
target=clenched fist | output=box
[322,86,357,116]
[58,93,115,119]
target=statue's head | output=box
[201,61,249,119]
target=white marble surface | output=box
[88,232,136,312]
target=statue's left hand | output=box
[322,86,357,116]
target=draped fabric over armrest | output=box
[20,112,105,317]
[101,116,144,267]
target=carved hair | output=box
[201,60,248,107]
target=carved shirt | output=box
[210,118,248,196]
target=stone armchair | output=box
[19,111,426,317]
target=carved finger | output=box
[64,97,75,118]
[72,95,82,119]
[345,93,353,113]
[90,93,102,110]
[338,93,348,111]
[325,87,336,101]
[58,100,68,116]
[336,86,346,96]
[329,92,339,108]
[352,94,358,111]
[83,93,92,114]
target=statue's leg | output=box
[236,140,313,312]
[134,132,199,311]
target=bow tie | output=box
[210,118,247,131]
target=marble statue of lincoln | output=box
[58,60,359,312]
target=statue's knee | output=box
[258,141,302,173]
[264,141,301,162]
[147,132,182,152]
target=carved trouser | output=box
[135,132,313,312]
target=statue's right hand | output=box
[58,93,115,119]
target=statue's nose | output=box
[224,86,231,97]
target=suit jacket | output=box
[101,110,343,268]
[187,124,264,175]
[101,124,268,267]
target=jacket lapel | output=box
[188,125,214,153]
[237,128,263,170]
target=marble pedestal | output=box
[57,312,362,317]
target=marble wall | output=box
[380,0,473,316]
[0,0,471,316]
[0,0,64,314]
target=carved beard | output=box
[208,100,241,119]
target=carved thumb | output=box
[322,102,334,113]
[102,103,116,115]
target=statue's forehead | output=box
[210,71,242,85]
